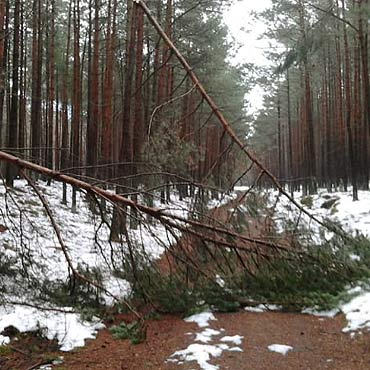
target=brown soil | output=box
[3,310,370,370]
[1,330,59,370]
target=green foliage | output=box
[300,195,313,209]
[109,320,146,345]
[41,353,59,362]
[0,345,12,356]
[41,264,105,311]
[275,48,298,74]
[144,310,161,321]
[130,265,240,315]
[232,235,370,310]
[320,198,339,210]
[238,192,269,221]
[134,269,198,314]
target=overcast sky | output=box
[224,0,272,65]
[223,0,272,113]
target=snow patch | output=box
[302,307,339,318]
[168,311,243,370]
[244,306,266,313]
[0,180,196,351]
[184,312,217,328]
[170,343,223,370]
[268,344,293,355]
[244,304,282,313]
[341,292,370,333]
[195,328,221,343]
[0,305,105,351]
[0,335,10,345]
[220,335,243,345]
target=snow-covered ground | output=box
[2,180,370,363]
[0,179,192,350]
[275,188,370,335]
[0,305,104,351]
[235,186,370,235]
[237,186,370,334]
[270,187,370,240]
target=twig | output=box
[8,345,29,356]
[147,85,196,146]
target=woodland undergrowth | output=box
[1,181,370,327]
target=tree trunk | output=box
[6,0,20,186]
[86,0,100,179]
[31,0,43,167]
[71,0,81,212]
[0,0,8,147]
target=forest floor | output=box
[2,309,370,370]
[2,183,370,369]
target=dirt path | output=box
[5,310,366,370]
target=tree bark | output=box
[6,0,20,185]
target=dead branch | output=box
[19,169,142,321]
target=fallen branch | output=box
[135,0,351,241]
[0,150,288,252]
[19,169,142,322]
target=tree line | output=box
[251,0,370,200]
[0,0,249,232]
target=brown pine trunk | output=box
[6,0,20,185]
[277,94,282,182]
[18,1,26,155]
[298,0,316,194]
[72,0,81,168]
[130,3,144,229]
[102,0,114,177]
[31,0,43,166]
[71,0,81,211]
[111,0,137,240]
[286,69,293,193]
[334,0,346,189]
[61,0,72,204]
[358,0,370,189]
[323,58,331,189]
[55,73,60,170]
[353,40,362,191]
[47,0,56,170]
[86,0,99,178]
[0,0,7,147]
[342,0,357,200]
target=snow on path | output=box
[184,312,217,328]
[341,291,370,333]
[220,335,243,345]
[267,344,293,355]
[244,304,282,313]
[168,312,244,370]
